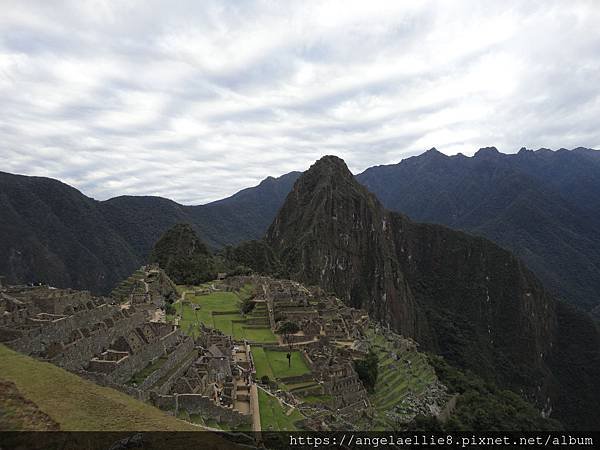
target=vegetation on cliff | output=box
[149,223,216,285]
[407,355,562,431]
[354,349,379,393]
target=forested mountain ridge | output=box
[356,147,600,311]
[0,170,298,294]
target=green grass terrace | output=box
[366,328,438,429]
[252,347,311,381]
[258,388,304,431]
[174,285,277,344]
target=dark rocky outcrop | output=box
[149,224,215,285]
[267,156,418,336]
[266,155,600,430]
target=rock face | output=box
[267,156,417,336]
[149,223,215,285]
[266,155,600,429]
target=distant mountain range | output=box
[357,147,600,311]
[0,170,298,294]
[1,147,599,313]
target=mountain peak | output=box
[425,147,441,154]
[474,146,501,158]
[309,154,351,173]
[420,147,448,159]
[300,155,355,185]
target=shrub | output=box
[164,302,176,316]
[241,299,255,314]
[354,349,379,392]
[277,321,300,335]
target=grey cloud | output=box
[1,0,599,204]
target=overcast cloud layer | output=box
[1,0,599,204]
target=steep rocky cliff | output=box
[267,156,418,336]
[266,155,599,429]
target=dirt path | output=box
[250,383,261,433]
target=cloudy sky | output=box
[1,0,599,204]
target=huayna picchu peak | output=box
[265,154,600,430]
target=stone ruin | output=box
[234,275,370,347]
[1,272,444,431]
[219,276,375,428]
[148,325,255,427]
[0,278,253,428]
[111,264,178,308]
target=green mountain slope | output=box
[0,170,299,294]
[149,223,215,284]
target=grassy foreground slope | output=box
[0,344,199,431]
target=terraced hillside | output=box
[258,389,304,431]
[366,330,440,429]
[111,268,146,302]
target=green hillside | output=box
[0,345,208,432]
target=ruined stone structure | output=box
[111,264,178,308]
[321,362,370,412]
[145,325,254,426]
[0,279,253,428]
[228,275,370,347]
[1,286,147,369]
[221,276,374,426]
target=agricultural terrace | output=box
[366,329,438,429]
[175,284,277,343]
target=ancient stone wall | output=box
[6,306,147,370]
[80,370,150,402]
[178,394,250,426]
[152,393,251,427]
[105,330,184,385]
[137,338,195,391]
[278,373,314,384]
[156,351,196,395]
